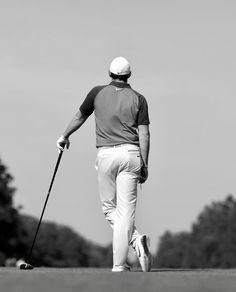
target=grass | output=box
[1,268,236,292]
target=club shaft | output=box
[27,150,64,261]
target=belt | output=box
[98,143,136,149]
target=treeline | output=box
[0,157,112,267]
[2,155,236,269]
[154,195,236,268]
[14,215,112,267]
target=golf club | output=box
[20,147,64,270]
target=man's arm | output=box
[57,110,88,151]
[138,124,150,183]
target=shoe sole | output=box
[140,235,152,272]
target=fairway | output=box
[1,268,236,292]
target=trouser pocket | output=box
[127,150,141,174]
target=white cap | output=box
[109,57,131,75]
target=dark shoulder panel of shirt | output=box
[132,89,150,125]
[79,85,106,117]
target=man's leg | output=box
[113,146,152,272]
[95,149,117,226]
[96,148,140,233]
[112,145,142,267]
[95,146,143,270]
[114,170,152,271]
[113,170,139,266]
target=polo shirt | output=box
[80,81,150,148]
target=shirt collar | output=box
[110,81,131,88]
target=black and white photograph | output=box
[0,0,236,291]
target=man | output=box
[57,57,151,272]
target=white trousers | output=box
[95,144,141,266]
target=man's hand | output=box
[139,166,148,184]
[56,136,70,152]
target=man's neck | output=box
[111,79,127,84]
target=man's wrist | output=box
[62,134,69,139]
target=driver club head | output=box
[19,262,34,270]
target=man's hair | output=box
[109,72,131,82]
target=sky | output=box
[1,0,236,253]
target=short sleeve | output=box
[137,95,150,125]
[79,86,105,117]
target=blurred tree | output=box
[191,195,236,268]
[154,231,191,268]
[154,195,236,268]
[31,219,90,267]
[17,214,113,268]
[0,157,20,264]
[87,242,113,267]
[0,156,112,267]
